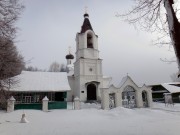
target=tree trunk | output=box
[164,0,180,75]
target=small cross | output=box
[68,46,71,54]
[85,6,88,13]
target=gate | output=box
[48,101,67,109]
[122,86,136,108]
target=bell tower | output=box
[73,12,103,101]
[75,13,99,60]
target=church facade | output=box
[66,12,153,109]
[66,13,111,102]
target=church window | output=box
[87,33,93,48]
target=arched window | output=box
[87,33,93,48]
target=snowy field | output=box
[1,102,180,135]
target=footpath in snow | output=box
[0,102,180,135]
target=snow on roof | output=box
[161,82,180,93]
[10,71,71,92]
[103,76,110,79]
[118,76,128,87]
[117,75,143,88]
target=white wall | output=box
[101,76,153,109]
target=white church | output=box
[9,12,152,110]
[65,12,153,109]
[66,12,111,102]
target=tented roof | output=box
[80,13,93,33]
[10,71,71,92]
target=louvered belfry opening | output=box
[87,33,93,48]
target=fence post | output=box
[7,96,16,113]
[42,96,49,112]
[74,97,80,110]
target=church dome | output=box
[66,54,74,59]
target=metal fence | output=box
[14,101,67,110]
[15,103,42,110]
[48,101,67,109]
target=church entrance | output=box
[87,83,97,100]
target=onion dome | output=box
[84,13,89,18]
[66,53,74,59]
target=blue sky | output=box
[16,0,177,85]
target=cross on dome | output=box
[65,46,74,59]
[85,6,88,14]
[83,6,89,18]
[69,46,72,54]
[81,7,93,33]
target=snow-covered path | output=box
[0,103,180,135]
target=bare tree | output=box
[0,0,24,109]
[60,63,66,72]
[49,62,61,72]
[0,38,24,79]
[0,37,24,109]
[117,0,180,74]
[170,72,180,82]
[0,0,24,39]
[49,62,66,72]
[24,66,46,72]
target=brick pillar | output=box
[74,97,80,110]
[42,96,49,112]
[7,96,16,113]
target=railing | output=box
[172,97,180,103]
[15,103,42,110]
[14,101,67,110]
[48,101,67,109]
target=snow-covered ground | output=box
[1,102,180,135]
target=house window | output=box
[14,92,56,103]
